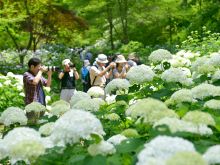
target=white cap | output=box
[62,59,71,66]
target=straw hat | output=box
[115,55,127,63]
[96,54,108,63]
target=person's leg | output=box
[67,89,76,102]
[60,89,69,102]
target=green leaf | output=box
[90,133,102,144]
[82,155,107,165]
[116,138,145,154]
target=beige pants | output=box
[60,89,76,102]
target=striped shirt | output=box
[23,71,47,105]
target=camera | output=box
[68,62,75,68]
[46,66,60,72]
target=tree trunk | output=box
[117,0,129,44]
[5,26,20,51]
[24,0,33,50]
[106,2,115,50]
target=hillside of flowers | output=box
[1,45,220,165]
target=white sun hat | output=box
[96,54,108,63]
[115,55,127,63]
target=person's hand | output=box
[47,70,52,76]
[109,62,116,69]
[40,66,47,73]
[124,63,129,71]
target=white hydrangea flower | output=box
[70,91,91,107]
[43,87,51,93]
[212,70,220,81]
[87,86,105,98]
[126,65,155,84]
[16,85,23,91]
[191,83,220,100]
[126,98,178,124]
[2,127,47,164]
[161,67,193,86]
[105,94,116,104]
[45,96,51,104]
[25,102,46,113]
[0,139,7,161]
[191,57,215,74]
[92,98,106,106]
[104,113,120,121]
[170,89,193,104]
[203,145,220,164]
[19,92,25,97]
[148,49,173,63]
[209,52,220,66]
[136,136,195,165]
[4,80,11,85]
[6,72,15,77]
[0,107,27,126]
[154,117,213,136]
[105,79,130,95]
[143,109,179,124]
[50,100,70,116]
[72,98,100,112]
[169,56,191,67]
[182,111,215,126]
[39,122,55,136]
[204,99,220,110]
[107,134,127,146]
[178,50,200,59]
[88,141,116,156]
[50,110,105,146]
[166,151,207,165]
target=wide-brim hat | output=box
[62,59,71,65]
[115,55,127,63]
[96,54,108,63]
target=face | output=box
[64,64,71,72]
[97,62,106,67]
[30,64,41,75]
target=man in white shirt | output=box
[90,54,116,88]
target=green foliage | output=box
[0,75,24,112]
[179,27,220,55]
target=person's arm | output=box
[32,70,43,85]
[106,69,113,79]
[58,71,64,79]
[73,67,79,80]
[98,62,116,76]
[46,71,52,87]
[32,66,47,85]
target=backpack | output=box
[81,66,90,83]
[81,65,98,90]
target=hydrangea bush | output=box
[2,43,220,164]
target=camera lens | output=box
[46,66,60,72]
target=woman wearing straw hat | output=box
[112,55,128,79]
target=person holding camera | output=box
[90,54,116,88]
[58,59,79,102]
[23,57,52,106]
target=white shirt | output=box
[90,65,107,87]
